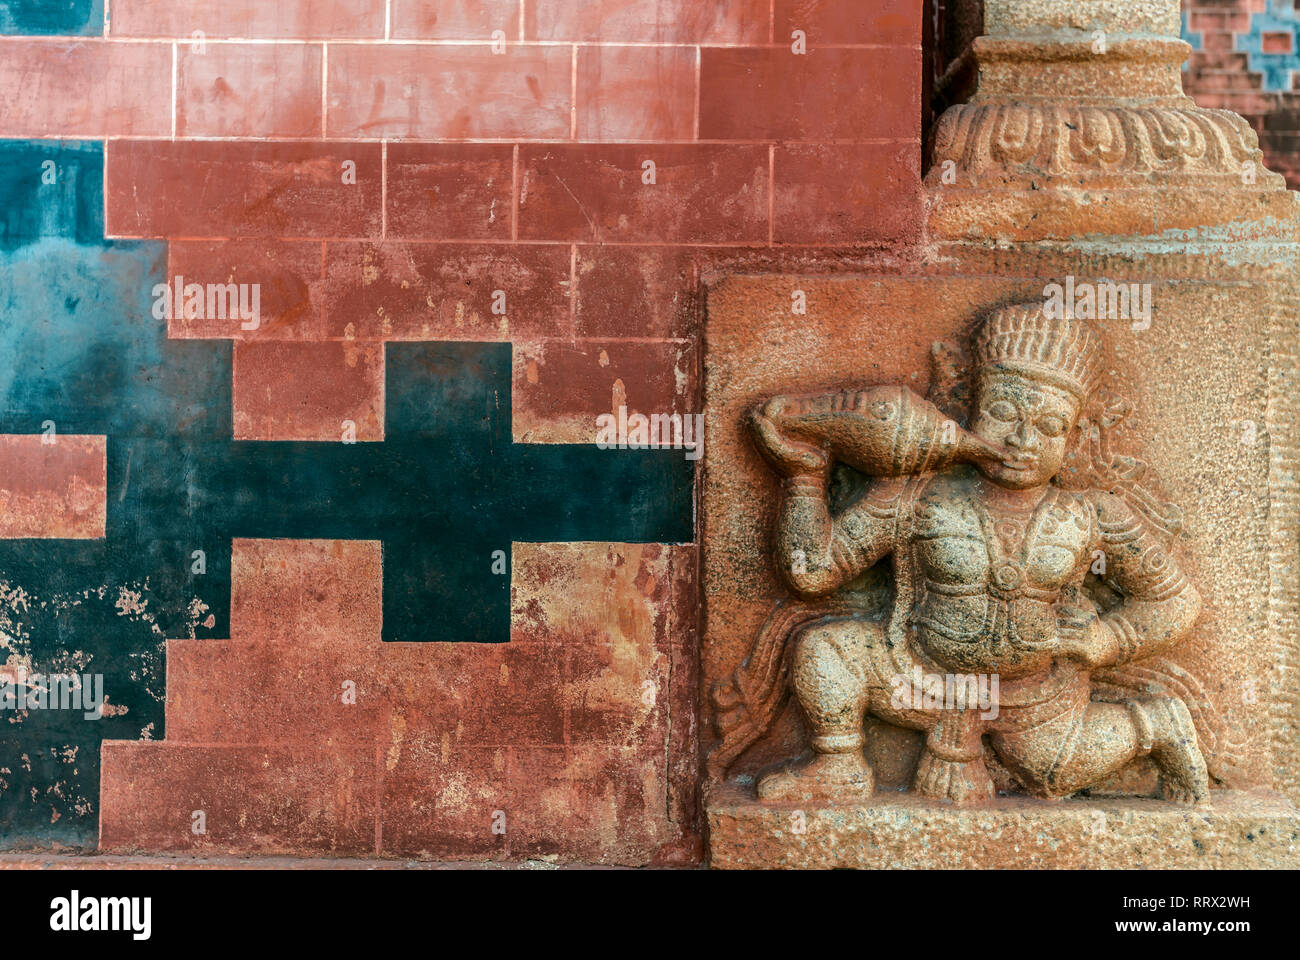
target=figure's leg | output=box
[912,709,994,805]
[993,701,1137,800]
[857,660,994,804]
[757,619,875,803]
[1129,696,1210,804]
[992,696,1208,804]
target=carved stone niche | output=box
[700,0,1300,869]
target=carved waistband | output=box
[924,579,1058,603]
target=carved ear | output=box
[1110,455,1147,481]
[1098,389,1133,429]
[926,340,973,422]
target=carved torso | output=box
[907,470,1098,678]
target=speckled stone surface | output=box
[707,786,1300,869]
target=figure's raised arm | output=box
[751,406,908,597]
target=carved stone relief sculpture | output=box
[701,0,1300,869]
[710,303,1231,807]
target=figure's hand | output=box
[956,428,1012,466]
[750,406,829,479]
[1055,605,1120,668]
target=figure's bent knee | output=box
[789,620,872,738]
[792,621,867,682]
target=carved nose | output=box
[1006,421,1039,452]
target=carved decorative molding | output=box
[930,101,1285,188]
[926,9,1288,193]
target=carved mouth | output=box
[1000,460,1035,471]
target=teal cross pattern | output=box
[0,139,694,845]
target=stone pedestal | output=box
[707,786,1299,869]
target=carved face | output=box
[970,370,1081,489]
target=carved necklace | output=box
[976,494,1042,597]
[972,488,1060,651]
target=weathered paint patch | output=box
[0,434,105,537]
[0,140,220,846]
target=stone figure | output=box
[711,302,1222,806]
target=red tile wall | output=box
[0,0,925,444]
[2,0,925,863]
[0,0,925,448]
[1181,0,1300,188]
[100,539,701,862]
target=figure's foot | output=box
[913,749,994,805]
[1146,698,1210,806]
[757,751,874,804]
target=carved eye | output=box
[1038,415,1066,438]
[986,401,1016,422]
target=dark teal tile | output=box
[0,0,104,36]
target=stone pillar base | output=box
[706,786,1300,869]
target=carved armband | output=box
[1099,510,1190,602]
[1094,495,1199,664]
[827,486,904,583]
[1099,612,1140,665]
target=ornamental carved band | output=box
[709,302,1243,807]
[930,103,1284,188]
[925,32,1284,189]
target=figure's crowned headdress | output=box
[972,302,1103,402]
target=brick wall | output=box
[1182,0,1300,186]
[0,1,922,861]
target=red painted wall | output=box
[0,0,924,862]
